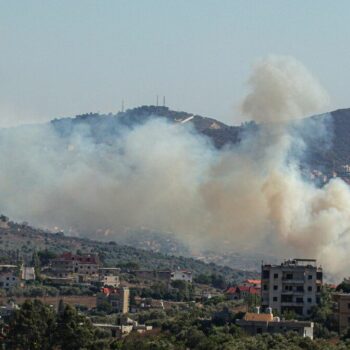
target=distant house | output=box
[237,308,314,339]
[132,269,192,283]
[225,286,259,300]
[242,279,261,288]
[98,267,120,287]
[0,265,20,290]
[171,270,192,283]
[21,266,35,281]
[93,316,152,339]
[50,252,99,278]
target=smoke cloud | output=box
[0,55,349,279]
[241,55,330,122]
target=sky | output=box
[0,0,349,127]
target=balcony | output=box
[282,279,305,284]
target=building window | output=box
[274,273,278,279]
[262,270,270,279]
[263,284,267,291]
[307,298,312,303]
[296,297,303,303]
[273,297,278,302]
[308,275,312,280]
[317,286,321,292]
[273,285,278,290]
[308,286,312,292]
[348,316,350,323]
[348,303,350,309]
[286,273,293,280]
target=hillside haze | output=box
[1,105,350,276]
[51,105,350,173]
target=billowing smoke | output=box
[241,55,330,122]
[0,55,349,278]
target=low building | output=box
[0,265,20,290]
[21,266,35,281]
[100,275,120,287]
[243,279,261,288]
[97,287,130,314]
[99,267,120,287]
[332,293,350,333]
[93,316,152,339]
[226,286,260,300]
[170,270,192,283]
[237,308,314,339]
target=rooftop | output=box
[244,313,273,322]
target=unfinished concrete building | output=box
[261,259,322,317]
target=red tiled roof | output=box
[245,279,261,285]
[225,287,238,294]
[225,286,259,295]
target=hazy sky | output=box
[1,0,349,127]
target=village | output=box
[0,251,350,343]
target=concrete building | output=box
[332,293,350,333]
[50,252,99,277]
[237,308,314,339]
[99,267,120,287]
[170,270,192,283]
[261,259,322,317]
[93,316,152,339]
[0,265,20,290]
[21,266,35,281]
[97,287,130,314]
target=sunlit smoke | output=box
[0,56,349,279]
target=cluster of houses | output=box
[4,253,350,341]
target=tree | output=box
[54,304,95,350]
[5,300,56,350]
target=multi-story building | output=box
[261,259,322,317]
[50,252,99,277]
[332,293,350,333]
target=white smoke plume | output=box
[0,55,349,279]
[241,55,330,122]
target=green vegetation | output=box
[3,300,109,350]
